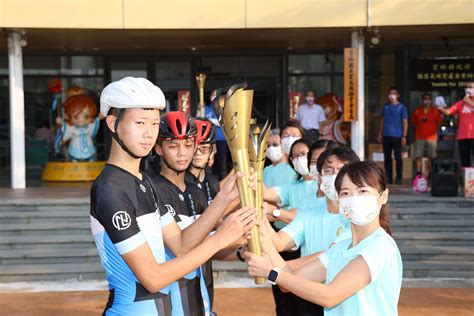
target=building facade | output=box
[0,0,473,187]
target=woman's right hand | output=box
[214,207,256,249]
[263,202,278,222]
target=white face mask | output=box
[293,156,309,176]
[266,146,283,162]
[306,97,315,104]
[388,94,398,102]
[281,136,299,155]
[422,99,431,106]
[339,193,383,226]
[320,174,338,201]
[309,165,318,178]
[466,88,474,96]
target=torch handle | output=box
[233,149,265,284]
[198,88,205,116]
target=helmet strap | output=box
[110,109,142,160]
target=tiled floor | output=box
[0,288,473,316]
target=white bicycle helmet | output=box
[100,77,166,117]
[100,77,166,159]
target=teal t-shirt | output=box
[263,162,297,188]
[273,180,318,229]
[281,197,351,257]
[319,227,403,316]
[274,180,318,210]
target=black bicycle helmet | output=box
[194,117,216,144]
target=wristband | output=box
[236,247,245,263]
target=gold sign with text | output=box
[344,48,358,122]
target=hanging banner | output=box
[289,91,302,120]
[411,58,473,90]
[343,47,358,122]
[177,90,191,118]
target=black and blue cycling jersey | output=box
[153,174,213,316]
[90,164,176,316]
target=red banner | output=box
[289,92,302,120]
[177,90,191,118]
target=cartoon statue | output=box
[54,93,100,162]
[317,93,351,145]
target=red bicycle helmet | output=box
[158,111,197,141]
[194,117,216,144]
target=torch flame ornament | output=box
[249,121,271,226]
[195,73,206,117]
[213,83,266,284]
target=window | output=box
[288,54,341,97]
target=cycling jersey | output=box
[153,174,211,316]
[185,169,220,206]
[90,164,176,316]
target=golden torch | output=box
[195,73,206,117]
[213,84,265,284]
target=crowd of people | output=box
[90,76,410,316]
[378,83,473,184]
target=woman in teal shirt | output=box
[263,138,317,224]
[247,161,403,316]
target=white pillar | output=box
[351,30,365,160]
[8,30,26,189]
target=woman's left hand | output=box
[245,251,273,279]
[256,220,277,255]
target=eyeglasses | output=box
[291,151,308,159]
[321,168,338,176]
[268,142,280,147]
[197,145,212,154]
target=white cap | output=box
[100,77,166,116]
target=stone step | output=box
[0,262,104,282]
[0,248,100,265]
[1,256,473,282]
[0,211,89,224]
[0,222,91,236]
[0,235,95,250]
[394,232,474,247]
[403,260,474,278]
[390,207,474,220]
[391,205,473,213]
[390,219,474,232]
[0,204,90,212]
[213,260,474,279]
[389,199,473,209]
[399,246,474,261]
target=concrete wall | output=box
[0,0,472,29]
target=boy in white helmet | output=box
[90,77,256,315]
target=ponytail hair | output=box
[334,161,392,236]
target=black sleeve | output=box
[152,182,182,224]
[206,171,220,199]
[93,184,144,251]
[189,185,209,215]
